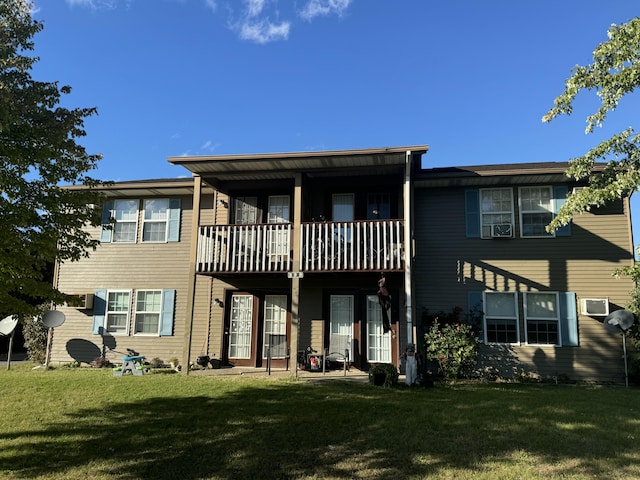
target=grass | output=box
[0,365,638,480]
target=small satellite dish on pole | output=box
[0,316,19,370]
[41,310,66,369]
[0,316,18,336]
[42,310,66,328]
[603,309,635,387]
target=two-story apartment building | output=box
[49,147,635,383]
[413,163,635,383]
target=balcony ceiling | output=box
[167,145,429,182]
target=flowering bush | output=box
[422,307,479,380]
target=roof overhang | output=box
[64,178,207,197]
[413,162,604,188]
[167,145,429,183]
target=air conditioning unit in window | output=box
[581,298,609,316]
[67,293,94,310]
[491,223,512,238]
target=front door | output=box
[227,294,257,366]
[262,294,289,367]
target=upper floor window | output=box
[101,198,181,244]
[113,200,139,243]
[143,199,169,242]
[480,188,514,238]
[333,193,355,221]
[519,187,553,238]
[234,196,258,224]
[465,186,570,239]
[267,196,290,223]
[367,193,390,220]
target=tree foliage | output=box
[543,18,640,231]
[0,0,106,319]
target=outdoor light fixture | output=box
[214,298,224,307]
[217,199,228,208]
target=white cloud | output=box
[200,140,221,153]
[239,19,290,44]
[245,0,265,18]
[65,0,118,9]
[204,0,217,12]
[299,0,352,21]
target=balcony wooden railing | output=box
[197,224,292,273]
[196,220,404,273]
[300,220,404,271]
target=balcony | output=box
[196,220,404,273]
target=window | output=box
[113,200,139,243]
[483,292,519,344]
[524,292,560,345]
[267,196,290,262]
[519,187,553,237]
[329,295,353,359]
[135,290,163,334]
[234,197,258,224]
[142,199,169,242]
[263,295,287,358]
[106,290,131,334]
[367,193,390,220]
[101,198,180,243]
[480,189,513,238]
[332,194,354,221]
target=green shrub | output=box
[423,307,479,380]
[22,315,48,364]
[368,363,399,387]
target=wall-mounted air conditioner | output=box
[491,223,512,238]
[581,298,609,316]
[67,293,94,310]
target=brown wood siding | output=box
[50,195,194,366]
[413,185,634,383]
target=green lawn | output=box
[0,366,638,480]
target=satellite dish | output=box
[0,316,18,336]
[603,310,635,333]
[42,310,66,328]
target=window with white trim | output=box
[483,291,519,344]
[524,292,560,345]
[112,200,139,243]
[106,290,131,334]
[480,188,514,238]
[142,199,169,242]
[134,290,163,335]
[519,187,554,238]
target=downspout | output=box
[404,150,414,347]
[182,174,202,375]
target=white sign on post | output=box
[287,272,304,279]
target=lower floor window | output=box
[135,290,163,335]
[524,292,560,345]
[263,295,287,358]
[106,291,131,334]
[483,292,519,344]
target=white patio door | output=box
[229,294,253,359]
[263,294,287,358]
[329,295,353,359]
[267,196,290,263]
[366,295,391,363]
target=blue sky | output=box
[30,0,640,242]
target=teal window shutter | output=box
[100,202,113,243]
[160,289,175,336]
[465,190,480,238]
[92,290,107,334]
[167,199,181,242]
[553,186,571,237]
[559,292,578,346]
